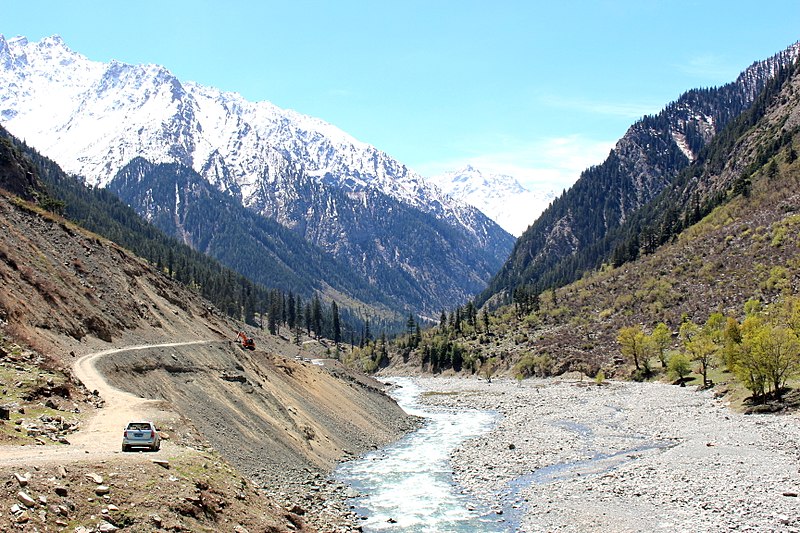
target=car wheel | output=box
[122,444,129,452]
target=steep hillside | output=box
[0,179,414,529]
[108,158,507,317]
[388,54,800,387]
[481,42,800,305]
[107,157,397,311]
[0,34,514,317]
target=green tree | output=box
[680,321,716,388]
[311,296,322,338]
[331,301,341,346]
[743,324,800,399]
[406,313,416,337]
[668,352,692,384]
[618,325,647,370]
[650,322,672,368]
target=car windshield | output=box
[127,422,152,431]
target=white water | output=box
[336,377,506,532]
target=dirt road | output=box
[0,340,209,465]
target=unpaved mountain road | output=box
[0,340,211,465]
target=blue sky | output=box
[4,1,799,192]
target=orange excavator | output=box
[237,331,255,350]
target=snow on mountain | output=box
[0,34,515,314]
[0,34,509,247]
[428,165,555,236]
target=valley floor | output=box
[411,376,800,532]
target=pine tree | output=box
[311,295,322,338]
[406,313,416,336]
[331,301,341,346]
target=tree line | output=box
[618,296,800,403]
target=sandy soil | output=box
[413,376,800,533]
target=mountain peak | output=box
[428,166,555,236]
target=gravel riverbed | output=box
[411,376,800,533]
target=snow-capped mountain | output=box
[428,166,555,236]
[0,35,514,315]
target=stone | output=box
[13,472,29,486]
[17,491,36,507]
[95,485,111,495]
[86,473,104,484]
[152,459,170,469]
[97,521,119,532]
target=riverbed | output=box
[339,376,800,532]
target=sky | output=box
[3,1,799,193]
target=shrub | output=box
[668,352,692,384]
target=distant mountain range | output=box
[427,165,555,236]
[0,35,514,318]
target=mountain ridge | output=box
[480,40,800,305]
[0,34,514,317]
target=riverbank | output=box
[412,376,800,532]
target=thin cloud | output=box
[539,93,659,119]
[676,53,736,82]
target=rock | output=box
[13,472,29,486]
[783,492,798,497]
[54,486,68,497]
[95,485,111,495]
[17,491,36,507]
[97,521,119,532]
[86,473,104,484]
[57,465,67,478]
[288,504,306,515]
[151,514,162,527]
[107,504,119,512]
[152,459,170,469]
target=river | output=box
[335,377,509,532]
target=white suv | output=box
[122,421,161,452]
